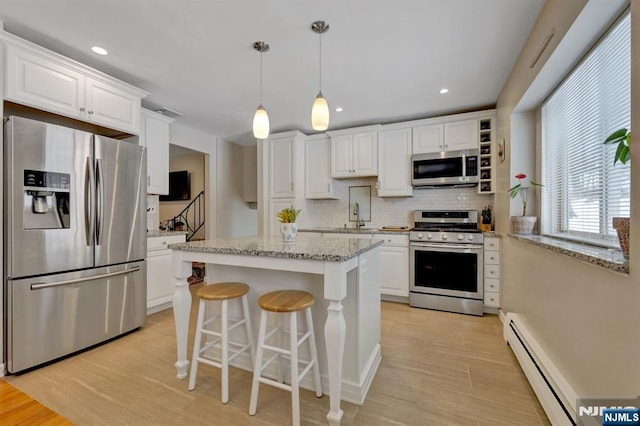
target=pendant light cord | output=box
[318,32,322,92]
[260,49,264,105]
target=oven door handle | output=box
[411,243,482,251]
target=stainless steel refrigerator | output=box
[4,116,147,373]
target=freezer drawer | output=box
[6,261,146,373]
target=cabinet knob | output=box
[490,270,495,274]
[88,110,94,115]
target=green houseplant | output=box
[276,207,301,241]
[604,128,631,259]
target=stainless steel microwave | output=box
[411,149,479,187]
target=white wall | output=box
[216,140,258,237]
[170,122,217,239]
[496,0,640,397]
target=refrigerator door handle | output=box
[84,156,95,246]
[95,158,105,245]
[30,266,141,290]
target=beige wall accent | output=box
[496,0,640,398]
[159,152,206,240]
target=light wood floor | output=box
[4,285,549,425]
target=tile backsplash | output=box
[302,177,492,228]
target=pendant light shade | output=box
[253,104,269,139]
[252,41,270,139]
[311,92,329,131]
[311,21,329,131]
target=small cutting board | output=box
[378,226,411,231]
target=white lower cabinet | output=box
[374,234,409,298]
[483,237,501,308]
[147,234,186,313]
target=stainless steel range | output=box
[409,210,484,316]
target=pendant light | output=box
[311,20,330,131]
[253,41,270,139]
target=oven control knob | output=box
[467,234,474,241]
[417,232,424,239]
[426,233,433,240]
[441,234,448,240]
[457,233,464,240]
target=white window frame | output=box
[540,11,631,249]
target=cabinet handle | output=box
[79,107,85,112]
[490,270,495,274]
[147,176,151,186]
[291,182,294,191]
[327,183,331,192]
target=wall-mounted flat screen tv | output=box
[160,170,190,201]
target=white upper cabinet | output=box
[412,119,479,154]
[378,127,413,197]
[269,133,298,199]
[305,135,337,199]
[141,109,174,195]
[3,34,147,134]
[5,45,85,119]
[328,125,379,178]
[412,124,443,154]
[443,119,479,151]
[84,77,141,133]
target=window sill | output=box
[508,234,629,275]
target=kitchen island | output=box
[170,235,383,426]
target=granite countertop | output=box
[510,234,628,274]
[147,230,188,238]
[169,235,384,262]
[299,227,411,235]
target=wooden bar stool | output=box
[249,290,322,426]
[188,282,255,404]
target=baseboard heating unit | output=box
[504,313,577,425]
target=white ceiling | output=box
[0,0,545,145]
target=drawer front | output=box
[373,234,409,246]
[484,264,500,279]
[484,291,500,308]
[484,238,500,250]
[484,278,500,293]
[147,235,186,251]
[485,251,500,265]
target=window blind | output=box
[541,12,630,247]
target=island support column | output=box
[172,251,193,379]
[323,260,351,426]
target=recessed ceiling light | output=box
[91,46,108,55]
[336,107,343,112]
[440,88,449,94]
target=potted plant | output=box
[276,207,301,242]
[604,128,631,259]
[508,173,542,235]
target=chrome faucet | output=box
[353,202,364,228]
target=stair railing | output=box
[169,190,205,241]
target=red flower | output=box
[515,173,526,179]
